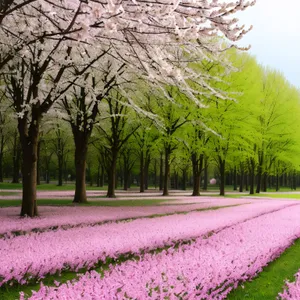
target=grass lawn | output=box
[228,239,300,299]
[254,193,300,199]
[0,191,20,196]
[0,182,108,191]
[0,198,184,207]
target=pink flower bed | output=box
[0,197,254,235]
[0,201,295,286]
[26,204,300,300]
[279,271,300,299]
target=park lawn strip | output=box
[227,239,300,300]
[224,193,300,200]
[0,192,20,196]
[255,194,300,199]
[0,183,107,191]
[0,199,179,207]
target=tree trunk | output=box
[174,172,179,190]
[0,135,4,182]
[159,152,163,191]
[245,173,249,191]
[153,159,157,189]
[97,164,100,187]
[256,171,262,193]
[276,172,279,192]
[12,132,21,184]
[293,171,297,190]
[58,154,63,186]
[139,150,144,193]
[182,168,187,190]
[249,159,255,195]
[256,152,263,193]
[219,158,225,196]
[233,167,237,191]
[73,135,88,203]
[124,170,129,190]
[0,153,3,183]
[19,121,39,217]
[202,158,208,190]
[36,140,41,185]
[239,163,244,193]
[144,152,150,190]
[192,153,203,196]
[262,172,267,192]
[163,146,170,196]
[107,151,117,198]
[123,156,129,191]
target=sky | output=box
[236,0,300,88]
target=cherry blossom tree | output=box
[0,0,255,216]
[0,0,103,216]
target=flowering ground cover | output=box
[279,269,300,299]
[23,203,300,300]
[0,197,252,236]
[0,201,296,288]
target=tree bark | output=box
[163,146,170,196]
[36,140,41,185]
[182,168,187,190]
[12,132,21,184]
[249,158,255,195]
[219,158,225,196]
[107,151,117,198]
[262,172,267,192]
[123,156,129,191]
[0,135,4,182]
[153,159,157,189]
[144,151,150,190]
[276,172,280,192]
[239,163,244,193]
[174,172,179,190]
[192,153,203,196]
[159,152,163,191]
[233,167,237,191]
[58,154,63,186]
[19,121,39,217]
[202,158,208,191]
[100,165,104,187]
[73,134,88,203]
[245,173,249,191]
[139,150,144,193]
[256,152,263,193]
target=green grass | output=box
[0,269,82,300]
[0,191,20,196]
[223,193,300,200]
[0,198,183,207]
[254,193,300,199]
[227,239,300,299]
[0,183,109,191]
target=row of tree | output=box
[1,50,300,201]
[0,0,268,217]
